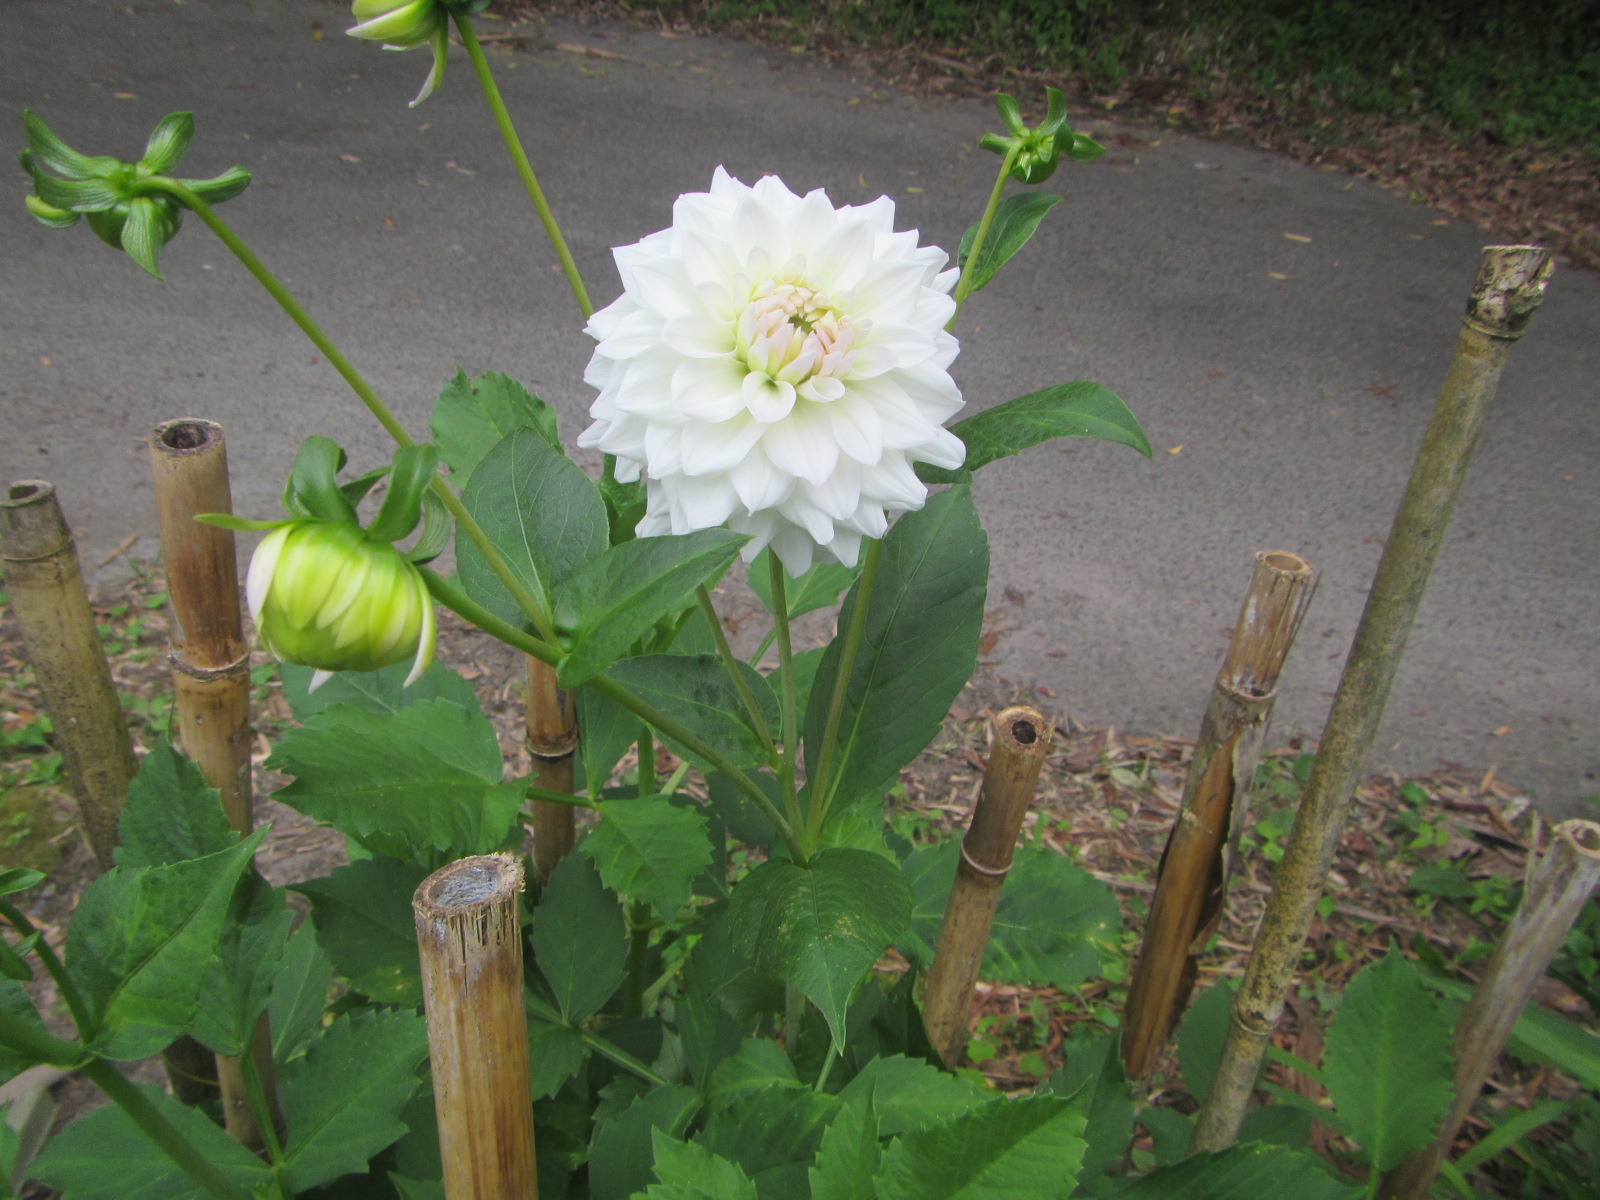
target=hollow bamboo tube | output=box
[922,707,1052,1066]
[1379,820,1600,1200]
[1190,246,1555,1154]
[527,656,577,886]
[1121,550,1315,1079]
[0,481,135,870]
[415,854,538,1199]
[148,418,281,1147]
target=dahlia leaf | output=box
[956,192,1063,293]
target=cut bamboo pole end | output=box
[415,853,538,1200]
[923,707,1052,1066]
[0,481,135,870]
[1380,820,1600,1200]
[1122,551,1315,1080]
[527,656,577,886]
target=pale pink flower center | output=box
[734,277,864,390]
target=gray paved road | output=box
[4,1,1596,815]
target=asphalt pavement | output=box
[3,0,1596,816]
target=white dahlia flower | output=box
[577,168,966,575]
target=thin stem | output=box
[624,728,656,1015]
[638,727,657,797]
[524,785,598,809]
[524,996,666,1086]
[0,1009,83,1068]
[662,759,690,795]
[751,625,778,666]
[948,142,1021,328]
[806,538,884,842]
[79,1058,257,1200]
[0,900,94,1036]
[239,1052,292,1200]
[768,558,802,834]
[696,585,778,760]
[454,13,593,321]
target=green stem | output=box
[947,142,1021,328]
[524,785,598,809]
[454,13,594,321]
[806,538,884,842]
[697,585,778,761]
[239,1052,292,1200]
[0,1009,83,1068]
[0,900,94,1037]
[662,758,690,795]
[638,726,656,797]
[751,625,778,665]
[624,728,655,1015]
[79,1058,257,1200]
[768,558,803,837]
[151,179,562,646]
[524,996,666,1086]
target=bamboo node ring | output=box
[959,840,1011,878]
[168,650,251,680]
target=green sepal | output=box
[30,170,122,213]
[368,443,440,544]
[0,869,45,898]
[173,165,252,205]
[994,92,1028,137]
[194,513,290,532]
[406,490,451,565]
[21,110,121,180]
[1062,131,1105,162]
[339,465,391,508]
[1037,86,1069,138]
[25,193,80,228]
[140,112,194,175]
[284,436,358,523]
[0,934,38,982]
[978,131,1013,157]
[120,196,166,278]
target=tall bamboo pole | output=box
[923,706,1052,1066]
[148,418,282,1148]
[0,480,134,870]
[1122,550,1316,1079]
[1190,245,1554,1154]
[527,657,577,886]
[1380,820,1600,1200]
[415,853,538,1199]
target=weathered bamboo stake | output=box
[923,706,1052,1066]
[0,481,135,870]
[1190,245,1554,1154]
[1121,550,1316,1079]
[1380,820,1600,1200]
[148,418,282,1148]
[527,656,577,886]
[415,853,538,1199]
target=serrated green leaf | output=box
[901,843,1121,991]
[269,921,334,1065]
[531,852,628,1023]
[115,736,237,869]
[456,427,606,630]
[1323,949,1454,1172]
[678,911,764,1090]
[698,1082,839,1191]
[431,368,562,485]
[268,700,519,861]
[582,795,713,921]
[1103,1144,1361,1199]
[527,1017,587,1100]
[0,977,51,1082]
[555,530,746,686]
[1041,1027,1134,1182]
[390,1176,447,1200]
[836,1053,989,1137]
[918,383,1152,485]
[280,1008,429,1192]
[644,1129,759,1200]
[705,1037,802,1113]
[956,193,1065,294]
[293,858,428,1005]
[727,848,913,1052]
[191,875,293,1057]
[748,550,860,620]
[66,831,264,1060]
[873,1094,1088,1200]
[1424,973,1600,1090]
[589,1083,701,1200]
[605,655,778,772]
[1177,979,1240,1106]
[804,485,988,811]
[140,112,194,173]
[809,1093,881,1200]
[1136,1105,1194,1167]
[279,657,481,722]
[576,682,642,796]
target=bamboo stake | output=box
[0,481,135,870]
[1190,245,1554,1154]
[147,418,282,1148]
[415,853,538,1199]
[1380,820,1600,1200]
[527,656,577,886]
[1122,550,1316,1079]
[922,706,1052,1066]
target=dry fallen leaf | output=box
[1492,725,1511,736]
[113,92,136,100]
[1283,232,1312,242]
[339,154,361,163]
[1167,445,1184,455]
[1268,271,1295,280]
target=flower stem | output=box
[696,585,778,763]
[806,537,884,843]
[948,142,1021,327]
[0,900,95,1037]
[239,1051,292,1200]
[768,558,803,838]
[454,13,594,322]
[524,994,667,1086]
[625,722,654,1016]
[149,179,561,646]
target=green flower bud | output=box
[347,0,451,107]
[247,520,436,689]
[982,88,1105,186]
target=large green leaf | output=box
[705,1037,803,1114]
[697,1080,839,1192]
[293,858,429,1005]
[1424,973,1600,1091]
[269,921,335,1065]
[191,875,293,1058]
[643,1130,759,1200]
[582,795,714,922]
[527,1017,587,1100]
[1102,1145,1361,1199]
[678,912,765,1090]
[530,852,628,1023]
[268,700,520,862]
[29,1081,272,1199]
[956,192,1064,294]
[589,1083,702,1200]
[1322,949,1454,1172]
[576,683,644,796]
[836,1054,989,1137]
[727,848,913,1052]
[803,485,988,811]
[115,737,236,869]
[431,368,561,485]
[605,655,778,772]
[873,1094,1088,1200]
[1042,1027,1134,1183]
[456,427,607,629]
[0,977,51,1082]
[66,832,264,1060]
[280,1008,430,1192]
[747,550,861,620]
[901,843,1121,992]
[809,1093,881,1200]
[918,383,1152,485]
[278,658,480,722]
[1177,979,1240,1106]
[555,530,747,686]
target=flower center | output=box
[734,276,863,391]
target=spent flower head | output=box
[347,0,491,107]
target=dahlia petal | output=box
[917,426,968,471]
[743,373,796,423]
[672,356,748,423]
[246,526,290,626]
[850,257,929,322]
[663,313,737,358]
[680,415,763,476]
[767,522,817,576]
[829,393,884,464]
[629,258,702,317]
[729,446,796,511]
[827,526,864,568]
[644,420,684,477]
[671,473,740,531]
[762,405,839,486]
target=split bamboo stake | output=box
[922,706,1052,1066]
[415,853,538,1199]
[0,481,135,870]
[1189,245,1554,1154]
[1121,550,1316,1079]
[147,418,282,1148]
[527,656,577,886]
[1380,820,1600,1200]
